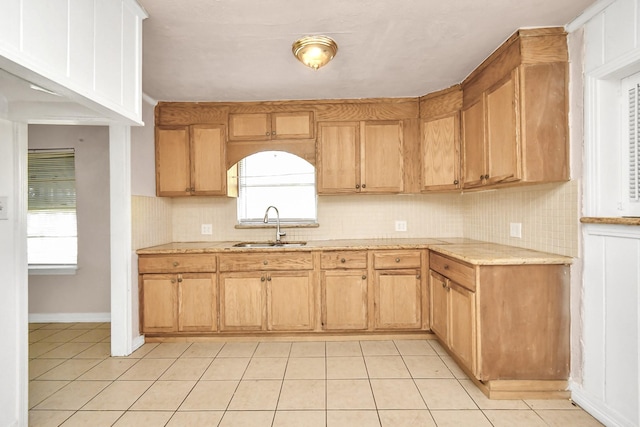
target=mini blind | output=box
[630,84,640,202]
[27,149,77,266]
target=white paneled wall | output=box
[569,0,640,425]
[0,0,147,124]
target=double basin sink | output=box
[233,241,307,248]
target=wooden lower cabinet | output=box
[429,251,570,398]
[267,271,314,331]
[321,270,368,330]
[219,272,265,331]
[374,269,422,329]
[141,273,216,333]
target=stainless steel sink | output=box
[233,241,307,248]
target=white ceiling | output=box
[138,0,597,103]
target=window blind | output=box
[27,149,77,266]
[630,84,640,202]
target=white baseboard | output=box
[28,312,111,323]
[131,334,145,354]
[570,383,635,427]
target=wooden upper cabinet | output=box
[461,28,568,189]
[156,124,228,197]
[228,111,314,141]
[317,120,404,194]
[420,85,463,192]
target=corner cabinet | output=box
[155,124,229,196]
[461,28,568,190]
[429,251,570,398]
[317,121,404,194]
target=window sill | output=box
[29,265,78,275]
[235,222,319,229]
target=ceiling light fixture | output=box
[292,35,338,70]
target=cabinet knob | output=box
[395,257,400,263]
[267,276,272,281]
[265,131,270,136]
[271,131,276,135]
[416,274,421,279]
[453,180,459,185]
[261,276,266,282]
[340,258,346,263]
[362,184,366,189]
[177,277,183,283]
[484,174,489,180]
[185,187,190,192]
[480,175,484,180]
[171,279,176,284]
[444,264,449,270]
[263,260,268,265]
[442,282,446,288]
[362,275,367,280]
[173,262,179,267]
[355,184,360,189]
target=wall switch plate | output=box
[0,197,7,220]
[201,224,213,235]
[395,220,407,232]
[510,222,522,238]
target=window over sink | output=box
[236,151,317,224]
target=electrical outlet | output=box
[201,224,213,235]
[395,220,407,232]
[0,197,7,220]
[510,222,522,238]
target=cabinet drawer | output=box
[429,252,476,292]
[321,251,367,269]
[373,251,421,269]
[139,255,216,273]
[219,252,313,272]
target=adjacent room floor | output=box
[28,322,603,427]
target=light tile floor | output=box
[28,322,604,427]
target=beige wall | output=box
[28,125,111,317]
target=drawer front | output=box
[219,252,313,272]
[139,255,216,273]
[373,251,421,269]
[429,252,476,292]
[321,251,368,269]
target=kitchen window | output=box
[623,72,640,216]
[237,151,317,224]
[27,149,78,273]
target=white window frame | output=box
[621,73,640,217]
[236,151,318,225]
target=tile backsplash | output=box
[132,180,579,257]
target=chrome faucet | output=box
[263,205,286,243]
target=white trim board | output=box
[571,384,637,427]
[28,312,111,323]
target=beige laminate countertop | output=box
[137,238,572,266]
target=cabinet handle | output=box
[267,276,272,281]
[355,184,360,189]
[340,258,346,263]
[271,131,276,136]
[480,175,484,180]
[362,184,366,189]
[484,174,489,180]
[442,282,446,288]
[173,262,179,267]
[416,274,421,279]
[453,180,459,185]
[263,260,268,265]
[395,257,400,263]
[261,276,266,282]
[362,275,367,280]
[443,264,449,270]
[177,277,183,283]
[265,131,270,136]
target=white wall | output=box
[28,125,111,321]
[0,119,28,427]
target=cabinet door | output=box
[141,274,177,333]
[156,126,191,196]
[272,112,314,139]
[421,115,460,191]
[219,272,265,331]
[429,270,448,342]
[317,122,360,194]
[486,71,520,185]
[461,100,486,188]
[449,281,476,375]
[267,271,314,331]
[361,121,404,193]
[321,270,368,330]
[178,273,217,332]
[228,113,271,141]
[190,125,227,195]
[374,269,422,329]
